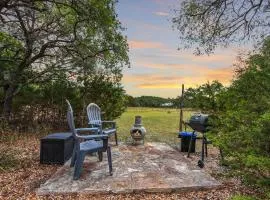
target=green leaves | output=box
[0,0,129,119]
[185,38,270,189]
[172,0,270,55]
[184,80,225,113]
[215,39,270,187]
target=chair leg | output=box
[98,151,103,161]
[107,146,113,175]
[115,132,118,146]
[73,152,85,180]
[70,143,77,167]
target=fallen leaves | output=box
[0,134,264,200]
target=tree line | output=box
[125,95,177,108]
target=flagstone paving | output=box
[37,142,221,195]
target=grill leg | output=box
[197,133,207,168]
[197,135,205,168]
[205,136,208,157]
[187,131,195,158]
[201,134,205,162]
[201,133,207,162]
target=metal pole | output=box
[179,84,184,131]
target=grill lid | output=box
[187,113,209,132]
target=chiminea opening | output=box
[131,129,142,139]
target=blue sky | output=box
[116,0,245,98]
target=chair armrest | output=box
[102,120,115,123]
[76,128,99,134]
[88,122,102,126]
[102,121,116,128]
[76,134,108,140]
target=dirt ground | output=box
[0,135,264,200]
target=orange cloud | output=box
[181,67,233,87]
[128,40,164,49]
[122,74,181,83]
[138,83,180,89]
[122,66,234,89]
[204,67,233,85]
[134,61,167,69]
[161,49,236,64]
[134,60,203,70]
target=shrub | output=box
[0,150,20,172]
[230,195,256,200]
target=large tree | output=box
[0,0,129,119]
[183,80,225,113]
[172,0,270,54]
[212,39,270,183]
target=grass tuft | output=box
[230,195,256,200]
[0,149,20,172]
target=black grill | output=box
[185,113,211,168]
[187,113,209,133]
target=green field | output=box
[115,107,194,144]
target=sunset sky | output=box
[116,0,246,98]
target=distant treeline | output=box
[125,94,198,108]
[125,95,179,108]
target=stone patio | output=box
[37,142,221,195]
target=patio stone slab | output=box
[37,142,221,195]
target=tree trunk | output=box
[2,84,17,120]
[219,147,226,165]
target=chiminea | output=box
[130,116,146,144]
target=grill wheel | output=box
[198,160,204,168]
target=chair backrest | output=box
[66,99,77,138]
[87,103,102,125]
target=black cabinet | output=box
[40,132,74,165]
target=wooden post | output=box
[179,84,184,131]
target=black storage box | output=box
[40,132,74,165]
[179,132,197,152]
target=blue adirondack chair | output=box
[86,103,118,145]
[66,100,113,180]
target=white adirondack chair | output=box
[87,103,118,145]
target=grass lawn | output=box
[115,107,194,144]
